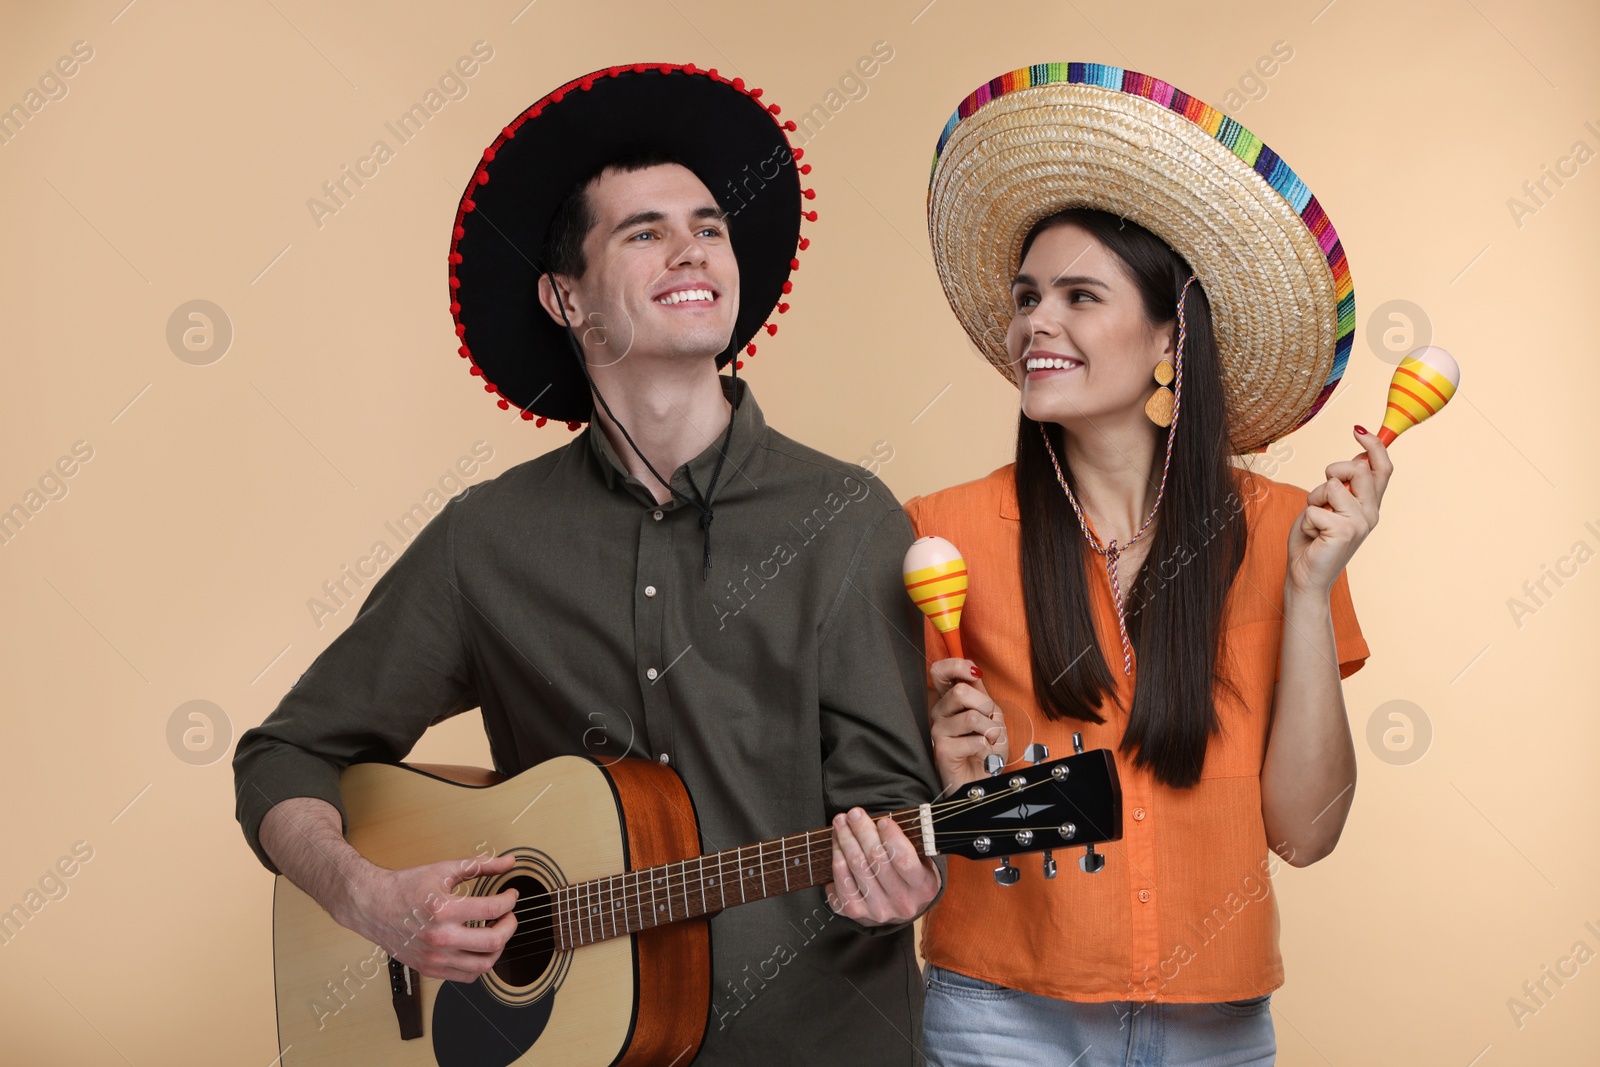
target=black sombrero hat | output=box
[448,62,815,429]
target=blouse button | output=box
[652,510,664,521]
[646,668,658,680]
[644,585,657,598]
[1138,889,1152,903]
[1133,807,1147,821]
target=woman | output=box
[906,64,1387,1065]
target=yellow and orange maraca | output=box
[1377,345,1459,446]
[903,536,969,659]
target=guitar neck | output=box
[554,807,927,950]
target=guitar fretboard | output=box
[553,809,925,950]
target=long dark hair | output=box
[1015,208,1247,789]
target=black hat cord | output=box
[549,276,737,580]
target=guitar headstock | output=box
[930,741,1122,880]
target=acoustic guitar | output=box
[271,742,1120,1066]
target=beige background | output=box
[1,0,1596,1063]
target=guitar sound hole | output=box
[493,875,553,987]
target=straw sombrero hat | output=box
[928,63,1353,454]
[450,63,811,428]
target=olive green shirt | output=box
[233,378,940,1064]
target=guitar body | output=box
[272,756,710,1067]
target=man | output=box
[233,63,942,1064]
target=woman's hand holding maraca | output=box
[927,659,1008,794]
[1286,426,1393,596]
[1286,344,1456,595]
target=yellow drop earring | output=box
[1145,359,1175,427]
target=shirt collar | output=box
[585,375,766,507]
[1000,468,1020,520]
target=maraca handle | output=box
[944,629,964,661]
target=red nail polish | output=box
[1354,424,1369,436]
[970,666,983,678]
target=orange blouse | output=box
[904,464,1369,1003]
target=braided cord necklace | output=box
[1038,275,1196,676]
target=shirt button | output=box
[1133,807,1147,821]
[644,585,657,598]
[652,510,664,521]
[646,668,658,680]
[1138,889,1152,903]
[658,752,670,764]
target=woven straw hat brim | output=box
[928,66,1352,454]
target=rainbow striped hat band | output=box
[928,62,1354,454]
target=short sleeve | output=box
[1272,567,1370,682]
[1330,567,1369,679]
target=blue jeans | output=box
[922,964,1276,1067]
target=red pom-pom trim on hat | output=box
[452,63,818,430]
[736,360,745,370]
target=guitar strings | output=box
[481,774,1101,967]
[480,775,1089,936]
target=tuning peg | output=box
[993,857,1021,886]
[1072,732,1085,754]
[984,754,1003,776]
[1079,843,1105,874]
[1023,743,1049,765]
[1042,850,1057,879]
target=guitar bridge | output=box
[388,957,423,1040]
